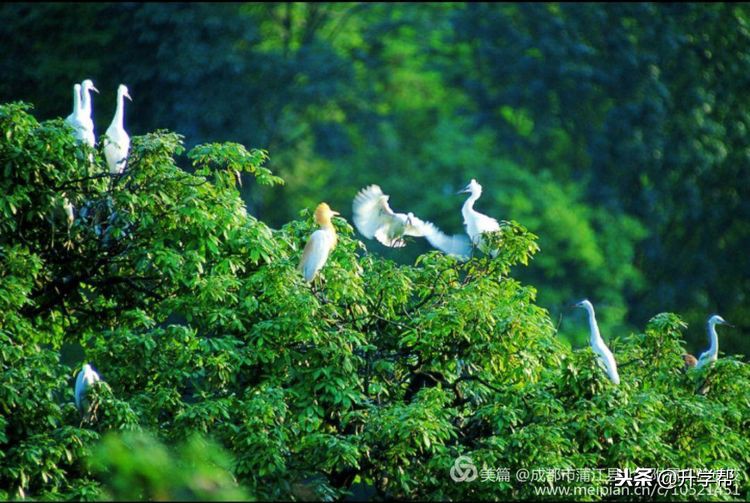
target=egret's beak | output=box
[125,91,133,102]
[91,86,100,94]
[724,321,735,328]
[331,211,340,216]
[456,184,471,194]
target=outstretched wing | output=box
[353,185,413,247]
[418,221,472,260]
[403,214,429,238]
[352,185,397,238]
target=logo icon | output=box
[450,455,478,482]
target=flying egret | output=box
[74,363,101,421]
[79,79,99,152]
[695,314,733,370]
[104,84,132,175]
[573,299,620,385]
[299,203,340,282]
[459,179,501,257]
[352,185,471,258]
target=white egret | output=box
[573,299,620,385]
[695,314,732,369]
[79,79,99,152]
[104,84,132,175]
[352,185,471,258]
[459,179,501,257]
[299,203,340,282]
[64,83,82,128]
[62,194,74,229]
[74,363,101,421]
[64,83,90,146]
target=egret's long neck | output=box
[113,92,125,129]
[462,189,480,214]
[81,88,91,116]
[586,306,602,344]
[707,321,719,356]
[72,88,80,114]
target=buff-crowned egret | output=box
[352,185,471,259]
[104,84,132,174]
[299,203,340,282]
[682,353,698,370]
[695,314,733,369]
[573,299,620,385]
[459,179,501,257]
[74,363,101,421]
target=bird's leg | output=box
[89,400,100,423]
[64,225,73,250]
[312,277,328,303]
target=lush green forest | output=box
[1,2,749,501]
[2,3,749,351]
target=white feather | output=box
[419,221,472,260]
[104,84,131,174]
[300,228,336,282]
[74,363,101,414]
[461,179,501,256]
[576,300,620,385]
[353,184,469,258]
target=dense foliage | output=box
[1,103,748,500]
[1,3,749,352]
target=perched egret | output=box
[74,363,101,421]
[104,84,132,175]
[299,203,340,282]
[79,79,99,151]
[62,194,75,229]
[573,299,620,385]
[64,83,91,146]
[695,314,733,369]
[459,179,501,257]
[352,185,471,258]
[64,83,82,129]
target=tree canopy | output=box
[1,3,748,354]
[1,102,748,500]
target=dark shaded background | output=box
[1,2,748,354]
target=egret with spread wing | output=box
[352,185,471,259]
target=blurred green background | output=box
[1,2,748,354]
